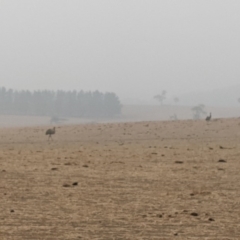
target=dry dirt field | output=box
[1,118,240,239]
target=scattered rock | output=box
[83,164,89,168]
[51,168,58,171]
[190,212,198,217]
[174,233,178,236]
[157,214,162,218]
[72,182,78,186]
[218,159,226,163]
[64,162,71,165]
[142,215,147,218]
[151,152,157,155]
[161,154,165,157]
[110,161,124,164]
[219,146,224,149]
[175,161,183,164]
[63,184,71,188]
[209,147,213,150]
[190,193,195,196]
[208,218,215,221]
[10,210,14,213]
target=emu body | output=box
[46,127,56,140]
[206,113,212,121]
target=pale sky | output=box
[1,1,240,102]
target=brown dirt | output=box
[1,119,240,239]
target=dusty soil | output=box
[1,118,240,239]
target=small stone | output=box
[157,214,162,218]
[190,212,198,217]
[83,164,88,168]
[51,168,58,171]
[72,182,78,186]
[10,210,14,213]
[218,159,226,163]
[208,218,215,221]
[63,184,71,188]
[175,161,183,164]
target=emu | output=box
[206,113,212,121]
[46,127,56,140]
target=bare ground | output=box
[1,118,240,239]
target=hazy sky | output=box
[1,1,240,102]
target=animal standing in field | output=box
[46,127,56,141]
[206,113,212,121]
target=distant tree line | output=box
[0,87,122,118]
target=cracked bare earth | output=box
[1,119,240,239]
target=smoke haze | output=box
[1,1,240,104]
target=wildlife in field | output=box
[46,127,56,141]
[206,113,212,121]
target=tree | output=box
[174,97,179,105]
[154,90,167,105]
[0,87,122,118]
[191,104,206,120]
[103,92,121,117]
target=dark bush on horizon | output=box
[0,87,122,118]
